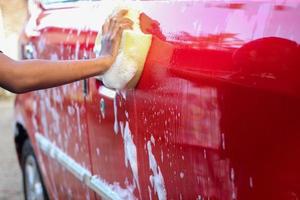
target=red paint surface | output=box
[15,0,300,199]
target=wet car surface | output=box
[14,0,300,199]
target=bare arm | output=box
[0,10,132,94]
[0,54,111,93]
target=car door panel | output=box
[22,4,96,199]
[83,1,300,199]
[16,0,300,199]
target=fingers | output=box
[110,24,120,41]
[113,9,128,18]
[109,17,132,32]
[100,9,133,59]
[119,18,134,26]
[109,19,133,40]
[99,10,134,65]
[107,17,117,35]
[107,9,128,32]
[102,9,132,36]
[102,20,109,35]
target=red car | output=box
[14,0,300,199]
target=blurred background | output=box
[0,0,27,199]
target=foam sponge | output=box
[94,9,152,89]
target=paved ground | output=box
[0,99,24,200]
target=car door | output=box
[82,2,145,199]
[26,1,96,199]
[84,1,300,200]
[84,1,222,199]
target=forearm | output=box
[1,56,110,93]
[0,10,132,94]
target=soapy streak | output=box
[113,96,119,134]
[120,121,140,193]
[113,92,141,195]
[147,140,167,200]
[35,133,137,200]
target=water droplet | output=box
[249,177,254,188]
[230,168,235,181]
[180,172,184,179]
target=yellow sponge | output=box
[94,9,152,89]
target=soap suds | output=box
[147,141,167,200]
[100,98,105,119]
[90,176,137,200]
[67,105,75,116]
[113,94,140,195]
[114,96,119,134]
[75,108,82,139]
[120,121,140,193]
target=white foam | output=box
[147,141,167,200]
[90,176,137,200]
[67,105,75,116]
[120,121,140,193]
[100,98,105,119]
[113,96,119,134]
[75,104,82,138]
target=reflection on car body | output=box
[14,0,300,199]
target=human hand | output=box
[99,10,133,68]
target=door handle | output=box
[82,79,89,97]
